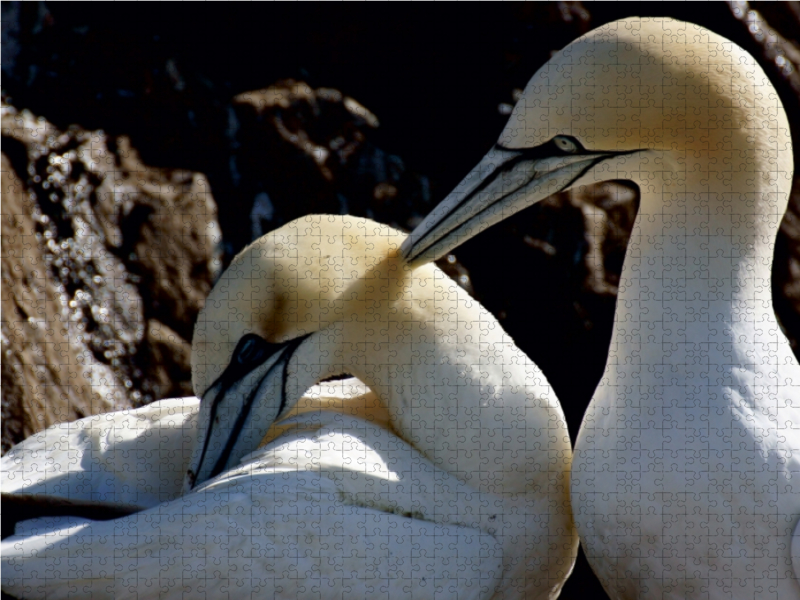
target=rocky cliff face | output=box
[1,104,219,452]
[0,76,438,452]
[221,80,434,260]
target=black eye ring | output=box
[236,334,267,366]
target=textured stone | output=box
[1,105,219,452]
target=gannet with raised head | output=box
[2,214,577,599]
[401,16,800,600]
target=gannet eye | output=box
[235,333,271,366]
[553,136,579,154]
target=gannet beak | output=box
[400,143,632,268]
[184,333,309,491]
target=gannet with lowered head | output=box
[2,214,578,599]
[185,214,577,598]
[401,17,800,599]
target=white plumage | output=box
[2,381,502,599]
[185,215,577,598]
[3,216,577,599]
[401,16,800,600]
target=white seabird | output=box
[2,215,577,599]
[185,215,577,598]
[400,16,799,600]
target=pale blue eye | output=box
[554,136,579,153]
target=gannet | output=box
[2,214,577,599]
[185,214,577,598]
[400,16,799,600]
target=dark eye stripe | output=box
[188,332,309,489]
[406,138,583,260]
[206,333,309,481]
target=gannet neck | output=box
[565,147,792,392]
[188,213,571,501]
[630,172,779,311]
[191,214,407,398]
[284,259,571,498]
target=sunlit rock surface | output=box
[1,105,220,452]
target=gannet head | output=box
[186,215,414,490]
[191,214,412,397]
[401,17,792,267]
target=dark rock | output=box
[1,104,219,452]
[221,80,433,259]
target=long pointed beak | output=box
[400,145,628,268]
[184,334,308,492]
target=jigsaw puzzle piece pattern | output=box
[2,381,503,600]
[2,397,199,509]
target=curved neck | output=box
[600,151,788,379]
[631,169,776,303]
